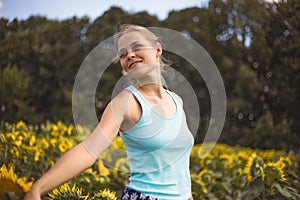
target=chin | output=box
[127,65,148,78]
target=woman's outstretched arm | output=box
[24,94,128,200]
[23,142,96,199]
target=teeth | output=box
[130,61,140,69]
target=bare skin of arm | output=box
[23,92,131,200]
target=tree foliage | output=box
[0,1,299,150]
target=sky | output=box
[0,0,210,22]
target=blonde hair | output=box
[114,24,171,69]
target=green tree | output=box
[249,0,300,149]
[0,66,36,121]
[29,16,89,122]
[239,112,292,149]
[0,3,299,150]
[0,16,90,122]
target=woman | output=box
[24,24,194,200]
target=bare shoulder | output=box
[111,89,135,106]
[109,90,130,111]
[112,89,132,102]
[110,89,140,118]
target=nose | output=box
[127,50,136,59]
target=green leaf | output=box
[242,182,264,200]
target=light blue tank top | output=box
[119,85,194,199]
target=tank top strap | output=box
[165,89,181,113]
[124,85,149,109]
[124,85,182,117]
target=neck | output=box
[136,64,162,85]
[135,71,165,98]
[137,83,165,98]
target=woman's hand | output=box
[23,188,41,200]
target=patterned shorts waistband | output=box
[121,186,159,200]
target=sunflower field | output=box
[0,121,299,200]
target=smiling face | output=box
[117,31,162,74]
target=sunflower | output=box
[10,146,20,158]
[47,182,89,200]
[34,148,45,162]
[98,160,110,176]
[112,136,126,150]
[92,189,118,200]
[113,157,129,185]
[29,134,36,146]
[276,156,292,171]
[191,173,207,193]
[238,151,250,163]
[67,124,74,136]
[263,162,286,184]
[50,123,60,137]
[200,154,214,169]
[244,153,264,181]
[0,164,32,199]
[219,153,235,169]
[14,134,23,147]
[15,121,27,129]
[58,137,74,152]
[199,169,215,185]
[75,168,101,186]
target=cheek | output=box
[119,59,125,66]
[147,52,159,63]
[120,60,127,70]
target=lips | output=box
[129,60,143,69]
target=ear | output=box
[156,43,162,57]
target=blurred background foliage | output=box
[0,0,299,151]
